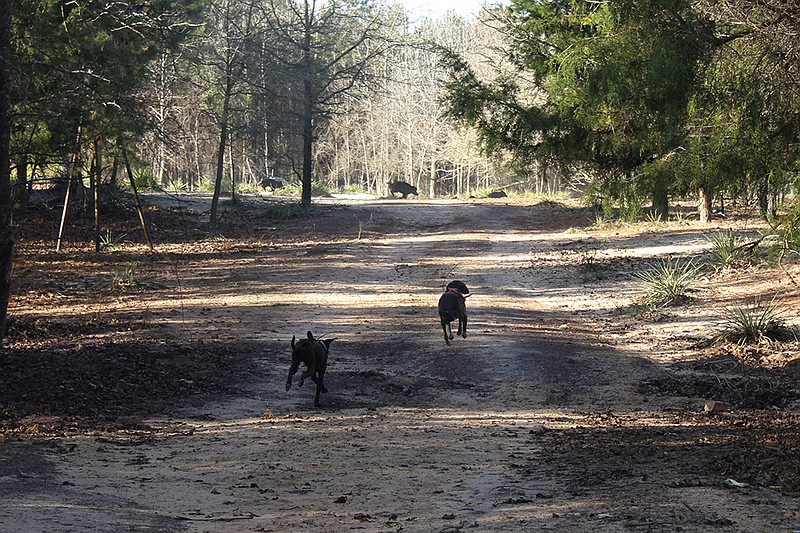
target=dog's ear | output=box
[307,331,314,341]
[291,335,296,349]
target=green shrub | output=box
[618,193,643,223]
[634,257,701,309]
[281,180,331,198]
[716,297,795,345]
[236,181,265,194]
[470,187,495,198]
[766,205,800,259]
[132,169,158,191]
[195,178,218,193]
[261,201,306,219]
[341,183,369,195]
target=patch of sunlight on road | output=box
[173,406,703,437]
[602,243,711,258]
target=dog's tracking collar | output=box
[448,287,470,297]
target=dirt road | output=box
[2,196,799,532]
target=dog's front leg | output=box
[286,360,301,391]
[460,316,467,338]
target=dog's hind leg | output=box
[441,318,451,344]
[298,365,315,388]
[314,372,325,407]
[309,374,328,393]
[459,316,467,338]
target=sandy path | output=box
[2,198,797,532]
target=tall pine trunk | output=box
[0,0,12,340]
[651,181,669,221]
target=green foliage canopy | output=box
[12,0,205,161]
[442,0,734,212]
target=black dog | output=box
[438,280,470,345]
[286,331,334,407]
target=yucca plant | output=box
[716,296,795,345]
[706,230,750,270]
[100,229,126,252]
[634,258,701,309]
[644,210,665,226]
[108,264,163,292]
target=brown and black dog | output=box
[286,331,334,407]
[438,280,470,345]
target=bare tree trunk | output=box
[93,138,102,253]
[698,186,711,223]
[228,135,237,203]
[360,130,370,193]
[109,156,119,187]
[406,121,413,184]
[210,79,231,228]
[429,158,435,199]
[210,0,249,226]
[56,126,83,252]
[0,0,12,341]
[14,154,28,206]
[758,182,777,220]
[123,150,154,252]
[300,10,314,207]
[301,105,313,206]
[193,114,201,192]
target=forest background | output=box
[1,0,800,336]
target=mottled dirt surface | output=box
[1,192,799,532]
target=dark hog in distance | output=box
[286,331,334,407]
[438,281,470,345]
[389,181,418,198]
